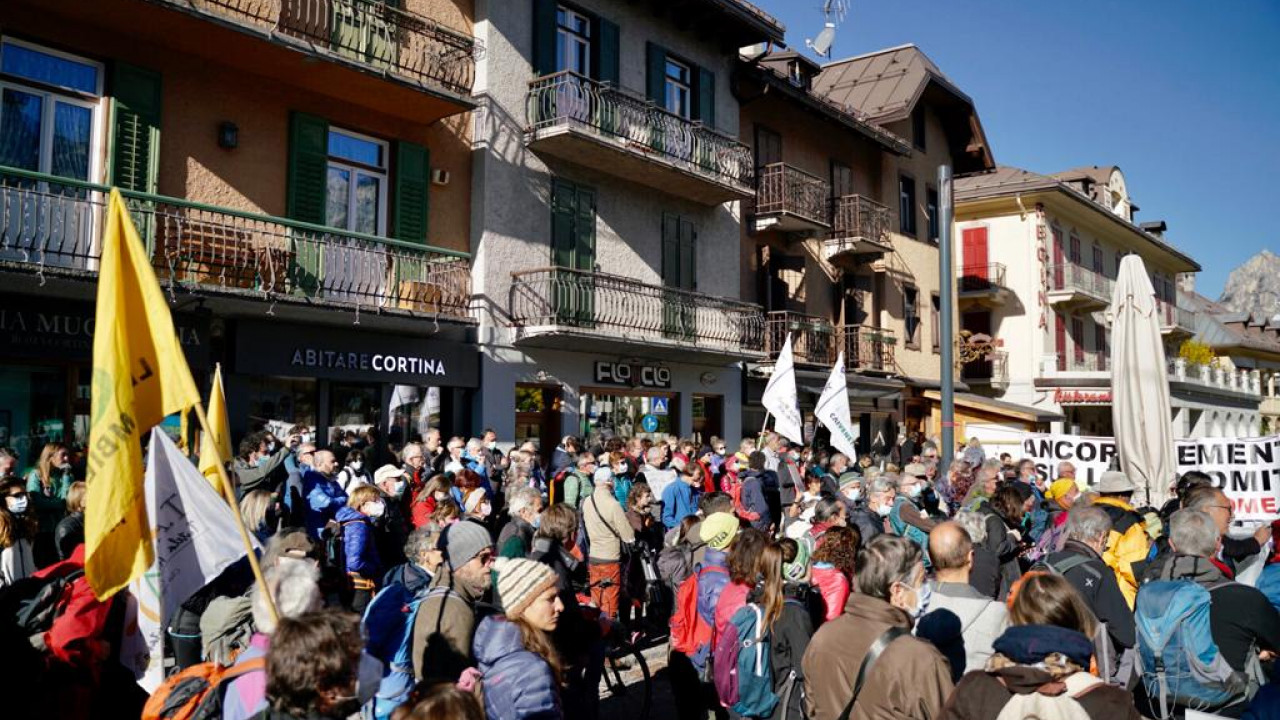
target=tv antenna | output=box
[805,0,851,58]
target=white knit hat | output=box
[494,557,559,619]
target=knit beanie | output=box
[1045,478,1076,505]
[494,557,559,619]
[782,538,810,582]
[463,487,488,515]
[699,512,739,551]
[440,520,492,571]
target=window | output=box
[326,127,387,235]
[662,212,697,291]
[754,125,781,168]
[0,39,102,181]
[664,58,692,118]
[930,293,941,353]
[926,185,939,243]
[904,285,920,349]
[1072,317,1085,365]
[912,108,926,151]
[1094,323,1108,371]
[1092,244,1104,275]
[898,174,917,236]
[831,161,853,198]
[1069,233,1082,265]
[555,5,591,75]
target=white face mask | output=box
[486,441,497,450]
[478,501,492,518]
[392,480,406,497]
[6,495,28,514]
[365,501,386,518]
[350,460,364,471]
[434,491,449,501]
[875,499,892,517]
[845,488,863,503]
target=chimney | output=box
[1140,220,1168,239]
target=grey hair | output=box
[954,509,988,544]
[252,558,322,634]
[814,497,845,523]
[867,475,897,496]
[404,525,441,563]
[646,446,665,464]
[1170,509,1220,558]
[1065,506,1112,545]
[981,458,1003,473]
[508,485,542,516]
[855,534,923,600]
[466,437,484,453]
[400,442,423,460]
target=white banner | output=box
[762,333,804,444]
[815,352,859,461]
[1020,433,1280,520]
[121,430,256,690]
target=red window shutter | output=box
[1055,313,1067,372]
[1072,317,1085,364]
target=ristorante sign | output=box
[1054,388,1112,405]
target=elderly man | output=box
[562,452,597,509]
[498,486,543,559]
[1039,506,1135,655]
[582,468,635,619]
[636,445,677,501]
[1145,484,1271,581]
[920,522,1008,677]
[888,465,937,563]
[302,449,346,537]
[1092,470,1151,607]
[411,522,494,683]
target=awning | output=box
[800,375,905,401]
[923,390,1064,424]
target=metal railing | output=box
[1048,263,1112,301]
[826,194,891,253]
[763,311,896,371]
[1169,359,1262,396]
[509,266,764,354]
[755,163,829,227]
[157,0,477,95]
[0,166,471,317]
[959,263,1007,292]
[1156,298,1195,332]
[526,71,753,188]
[963,349,1009,384]
[1057,349,1107,373]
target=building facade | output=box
[469,0,783,450]
[0,0,481,465]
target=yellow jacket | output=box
[1091,495,1151,608]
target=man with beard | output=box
[411,521,495,683]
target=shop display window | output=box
[247,376,317,438]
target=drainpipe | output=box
[939,165,955,476]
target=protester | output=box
[772,538,814,720]
[393,683,485,720]
[921,521,1008,677]
[1038,505,1135,655]
[24,442,74,566]
[953,509,1000,599]
[562,453,597,509]
[0,477,36,585]
[662,463,704,530]
[257,609,366,720]
[335,448,372,493]
[1014,459,1049,542]
[498,486,542,559]
[889,465,937,562]
[410,474,453,529]
[303,450,347,537]
[1091,470,1152,607]
[337,484,385,612]
[983,484,1027,600]
[411,521,494,682]
[474,558,565,720]
[382,524,444,596]
[637,445,677,504]
[810,525,860,624]
[583,467,636,619]
[54,480,86,561]
[802,534,953,720]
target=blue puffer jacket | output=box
[335,506,381,579]
[473,616,562,720]
[303,470,348,538]
[661,480,700,530]
[738,470,772,532]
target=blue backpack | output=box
[712,603,780,719]
[1135,579,1252,718]
[361,584,459,720]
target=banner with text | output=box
[1020,433,1280,520]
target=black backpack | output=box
[0,568,84,635]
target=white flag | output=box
[121,430,256,690]
[762,334,804,444]
[815,352,859,461]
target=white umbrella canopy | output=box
[1109,254,1175,506]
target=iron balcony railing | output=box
[525,71,754,188]
[1156,298,1196,332]
[755,163,829,227]
[1048,263,1113,301]
[156,0,477,96]
[1057,349,1107,373]
[763,311,896,371]
[826,194,891,253]
[509,266,764,354]
[959,263,1007,292]
[963,349,1009,385]
[0,166,471,318]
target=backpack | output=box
[0,567,84,635]
[1034,554,1130,686]
[362,583,441,720]
[670,565,726,655]
[141,656,266,720]
[992,671,1101,720]
[321,518,363,573]
[712,603,779,718]
[657,542,695,592]
[1136,579,1255,718]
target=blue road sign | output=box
[651,397,669,415]
[641,414,659,433]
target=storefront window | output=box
[247,376,317,437]
[516,384,562,452]
[691,394,723,444]
[580,390,675,443]
[388,385,440,447]
[0,365,72,468]
[330,382,381,445]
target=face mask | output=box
[906,483,923,499]
[351,460,364,471]
[366,501,386,518]
[434,491,448,501]
[256,455,269,468]
[1022,511,1031,525]
[901,580,932,620]
[875,501,892,517]
[532,513,543,530]
[392,480,407,497]
[479,501,492,518]
[716,448,726,456]
[6,496,28,514]
[301,432,315,444]
[845,488,863,503]
[329,651,383,715]
[58,462,72,471]
[266,442,277,453]
[486,441,497,450]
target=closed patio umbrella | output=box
[1109,254,1175,506]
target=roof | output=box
[1052,166,1117,185]
[813,44,994,171]
[921,390,1065,424]
[1182,289,1280,359]
[954,165,1201,272]
[698,0,786,45]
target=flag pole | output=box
[759,410,771,444]
[189,399,279,623]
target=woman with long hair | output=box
[334,448,372,494]
[984,484,1028,600]
[810,525,862,623]
[25,442,74,566]
[410,474,453,529]
[240,488,279,544]
[474,558,566,720]
[0,478,37,586]
[714,528,770,638]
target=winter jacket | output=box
[302,470,347,537]
[0,536,35,587]
[381,561,433,597]
[889,494,935,564]
[975,501,1022,601]
[497,516,535,559]
[583,485,635,563]
[802,592,954,720]
[1152,553,1280,672]
[529,536,594,664]
[549,446,574,476]
[738,470,772,532]
[842,502,884,544]
[233,446,290,496]
[810,564,850,624]
[335,465,372,494]
[1041,540,1135,650]
[692,548,732,670]
[770,586,814,720]
[335,506,381,580]
[1092,495,1151,608]
[1022,480,1049,543]
[473,616,563,720]
[222,632,270,720]
[562,470,593,509]
[661,479,701,530]
[26,468,73,533]
[411,566,485,682]
[968,544,1001,600]
[923,581,1009,676]
[54,511,85,561]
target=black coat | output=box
[967,545,1001,600]
[1042,539,1136,649]
[768,585,813,720]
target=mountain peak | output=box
[1219,250,1280,319]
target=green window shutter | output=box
[532,0,558,76]
[646,42,667,105]
[574,186,596,270]
[393,141,430,243]
[661,213,680,287]
[697,66,716,128]
[110,62,162,193]
[286,112,329,225]
[679,218,696,291]
[594,17,620,85]
[551,179,576,267]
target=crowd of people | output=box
[4,428,1280,719]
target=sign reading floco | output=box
[1021,433,1280,520]
[594,361,672,388]
[235,321,478,387]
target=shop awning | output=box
[923,390,1064,423]
[799,375,905,401]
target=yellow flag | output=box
[199,363,232,485]
[86,189,201,600]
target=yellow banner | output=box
[199,364,232,485]
[85,189,200,600]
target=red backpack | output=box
[670,565,726,655]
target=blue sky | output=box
[754,1,1280,298]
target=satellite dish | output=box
[806,22,837,58]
